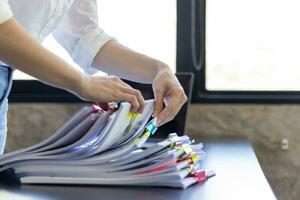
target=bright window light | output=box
[13,0,176,80]
[206,0,300,91]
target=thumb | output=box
[152,90,164,117]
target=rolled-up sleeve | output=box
[0,0,13,24]
[52,0,115,74]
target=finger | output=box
[119,93,140,113]
[109,75,123,83]
[153,89,164,117]
[108,102,118,110]
[110,78,141,113]
[156,93,186,126]
[120,87,145,113]
[118,79,145,112]
[156,98,181,126]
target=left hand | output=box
[152,66,188,126]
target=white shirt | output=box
[0,0,114,74]
[0,0,12,24]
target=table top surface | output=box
[0,138,277,200]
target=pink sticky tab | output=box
[92,105,105,114]
[195,170,206,182]
[91,105,100,112]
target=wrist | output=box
[73,72,89,99]
[153,61,171,79]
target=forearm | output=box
[0,19,84,95]
[92,40,170,84]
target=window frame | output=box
[9,0,300,103]
[9,80,82,103]
[176,0,300,103]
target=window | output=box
[177,0,300,103]
[206,0,300,91]
[98,0,176,72]
[12,0,300,103]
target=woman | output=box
[0,0,187,154]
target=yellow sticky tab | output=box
[128,113,140,119]
[134,137,141,143]
[135,130,150,143]
[191,153,199,163]
[141,131,150,139]
[144,131,151,137]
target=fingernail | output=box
[156,119,161,126]
[152,111,157,117]
[130,109,136,113]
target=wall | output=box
[6,103,300,200]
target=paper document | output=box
[0,99,215,189]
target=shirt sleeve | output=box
[0,0,13,24]
[52,0,115,75]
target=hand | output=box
[152,66,188,126]
[78,74,145,113]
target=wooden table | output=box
[0,138,277,200]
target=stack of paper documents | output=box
[0,100,214,189]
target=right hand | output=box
[77,75,145,113]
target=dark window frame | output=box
[9,0,300,103]
[9,81,82,103]
[177,0,300,103]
